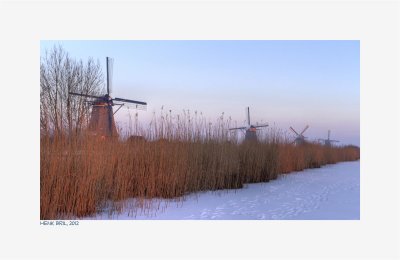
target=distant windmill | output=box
[69,57,147,139]
[229,107,269,142]
[290,125,309,145]
[319,130,339,146]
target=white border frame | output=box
[0,0,399,259]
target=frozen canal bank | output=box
[89,160,360,220]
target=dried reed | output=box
[40,111,360,219]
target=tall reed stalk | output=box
[40,111,360,219]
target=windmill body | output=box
[245,126,257,142]
[88,96,118,138]
[69,57,147,139]
[229,107,268,142]
[290,125,309,145]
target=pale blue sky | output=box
[41,40,360,146]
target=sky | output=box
[40,40,360,146]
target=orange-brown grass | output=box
[40,116,360,219]
[277,143,359,174]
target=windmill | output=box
[289,125,309,145]
[69,57,147,139]
[319,130,339,146]
[229,107,269,142]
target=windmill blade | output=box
[113,97,147,105]
[106,57,114,95]
[113,103,124,115]
[328,130,331,140]
[300,125,309,135]
[229,126,246,130]
[69,92,101,99]
[254,124,269,128]
[289,126,300,136]
[246,107,250,126]
[330,140,339,142]
[114,101,147,111]
[123,103,147,111]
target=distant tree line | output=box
[40,45,104,137]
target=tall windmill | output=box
[289,125,309,145]
[69,57,147,139]
[319,130,339,146]
[229,107,269,142]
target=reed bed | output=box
[40,111,360,219]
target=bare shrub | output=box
[40,45,104,137]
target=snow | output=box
[86,160,360,220]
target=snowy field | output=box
[87,160,360,220]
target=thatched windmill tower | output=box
[229,107,269,142]
[69,57,147,139]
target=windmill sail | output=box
[106,57,114,95]
[246,107,250,126]
[69,92,101,99]
[300,125,309,135]
[113,97,147,105]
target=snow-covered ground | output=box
[87,160,360,220]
